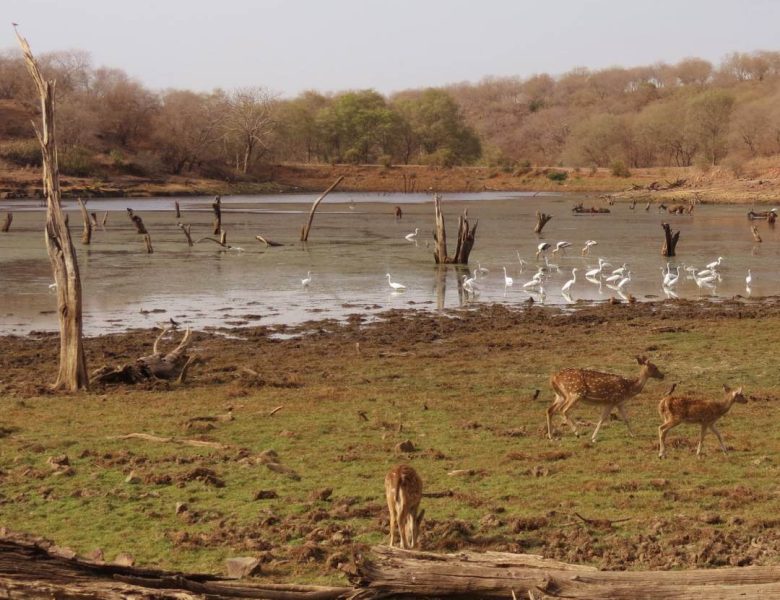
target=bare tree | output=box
[16,30,88,391]
[223,87,277,173]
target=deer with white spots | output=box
[384,464,424,549]
[658,384,746,458]
[546,356,664,441]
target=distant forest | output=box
[2,49,780,179]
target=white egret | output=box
[301,271,312,287]
[585,258,610,279]
[561,268,578,294]
[48,282,57,290]
[664,267,680,289]
[477,263,490,276]
[503,266,514,287]
[404,228,419,241]
[746,269,753,288]
[386,273,406,291]
[516,251,527,271]
[705,256,724,270]
[523,271,543,289]
[616,272,631,291]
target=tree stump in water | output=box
[661,222,680,256]
[433,194,477,265]
[0,213,11,232]
[126,209,153,253]
[77,198,92,245]
[534,211,552,234]
[751,225,762,243]
[212,195,222,235]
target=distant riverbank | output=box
[2,161,779,203]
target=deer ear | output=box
[722,384,731,393]
[635,355,644,364]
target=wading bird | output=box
[561,268,578,294]
[582,240,598,256]
[405,228,419,241]
[386,273,406,291]
[503,266,514,287]
[552,241,572,256]
[536,242,551,260]
[477,263,489,277]
[301,271,312,287]
[746,269,753,290]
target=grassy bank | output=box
[1,300,779,583]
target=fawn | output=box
[384,464,424,549]
[547,355,664,441]
[658,384,746,458]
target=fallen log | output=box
[1,212,11,232]
[351,546,780,599]
[256,234,284,247]
[0,529,351,599]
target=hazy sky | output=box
[5,0,780,96]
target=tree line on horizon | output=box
[1,48,780,180]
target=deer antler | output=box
[152,327,172,355]
[165,327,192,362]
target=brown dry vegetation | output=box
[1,299,780,582]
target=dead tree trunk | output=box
[661,222,680,256]
[212,195,222,235]
[352,546,780,599]
[751,226,762,243]
[178,223,194,247]
[175,200,181,219]
[433,194,478,265]
[17,30,88,391]
[126,208,153,253]
[90,327,198,385]
[300,176,344,241]
[101,211,108,228]
[89,212,98,228]
[1,213,12,232]
[77,198,92,245]
[534,211,552,234]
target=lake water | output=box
[0,192,777,336]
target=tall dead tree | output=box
[534,211,552,234]
[433,194,478,264]
[661,222,680,257]
[300,176,343,241]
[77,198,91,245]
[17,30,88,391]
[212,196,222,235]
[126,208,153,253]
[174,200,181,219]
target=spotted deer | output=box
[547,355,664,441]
[384,464,424,549]
[658,384,746,458]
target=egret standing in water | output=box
[503,266,514,287]
[405,228,419,241]
[561,268,578,294]
[386,273,406,291]
[301,271,312,288]
[581,240,598,256]
[746,269,753,293]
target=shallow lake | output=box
[0,192,776,336]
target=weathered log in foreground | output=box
[352,546,780,599]
[2,534,780,600]
[0,530,351,599]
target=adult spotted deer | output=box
[384,464,424,549]
[658,384,746,458]
[547,356,664,441]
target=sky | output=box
[4,0,780,97]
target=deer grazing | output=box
[547,355,664,441]
[384,464,424,549]
[658,384,746,458]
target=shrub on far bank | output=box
[610,160,631,178]
[0,139,42,167]
[547,170,568,182]
[60,146,99,177]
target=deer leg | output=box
[559,395,581,437]
[658,421,673,458]
[696,423,708,458]
[710,423,728,454]
[546,394,564,440]
[616,403,635,437]
[591,404,613,442]
[388,501,397,547]
[398,509,410,550]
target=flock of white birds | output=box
[296,226,757,302]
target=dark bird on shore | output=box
[169,318,180,329]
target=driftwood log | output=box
[77,198,92,244]
[1,212,11,232]
[351,546,780,599]
[17,29,89,391]
[300,176,344,241]
[212,195,222,235]
[661,222,680,256]
[90,327,198,385]
[256,234,284,247]
[0,530,351,599]
[433,194,478,264]
[534,211,552,233]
